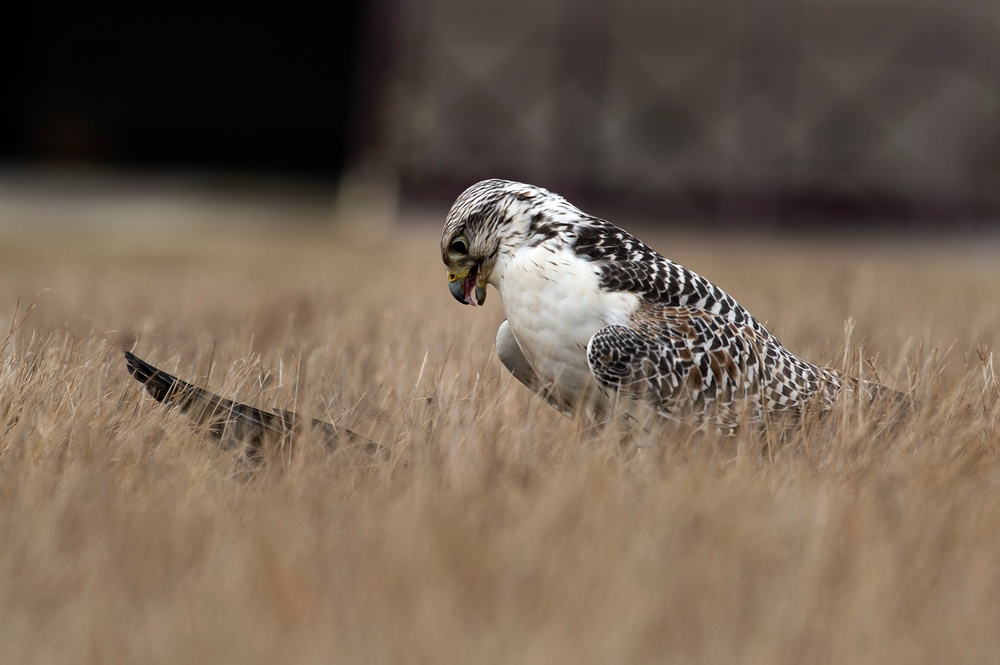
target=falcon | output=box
[441,179,900,430]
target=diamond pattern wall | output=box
[369,0,1000,220]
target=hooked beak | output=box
[447,264,487,306]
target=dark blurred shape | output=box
[2,1,365,175]
[123,350,385,463]
[369,0,1000,225]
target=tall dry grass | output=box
[0,222,998,664]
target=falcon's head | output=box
[440,179,557,306]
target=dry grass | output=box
[1,218,999,664]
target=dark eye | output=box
[450,237,469,254]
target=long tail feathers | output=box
[846,376,912,408]
[124,351,385,462]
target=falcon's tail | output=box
[124,351,384,462]
[836,374,914,418]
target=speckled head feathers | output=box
[441,179,552,261]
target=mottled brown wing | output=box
[586,305,840,428]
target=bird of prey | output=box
[124,351,382,462]
[440,179,900,431]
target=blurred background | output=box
[2,0,1000,230]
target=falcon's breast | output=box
[493,234,639,410]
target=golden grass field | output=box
[1,193,999,663]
